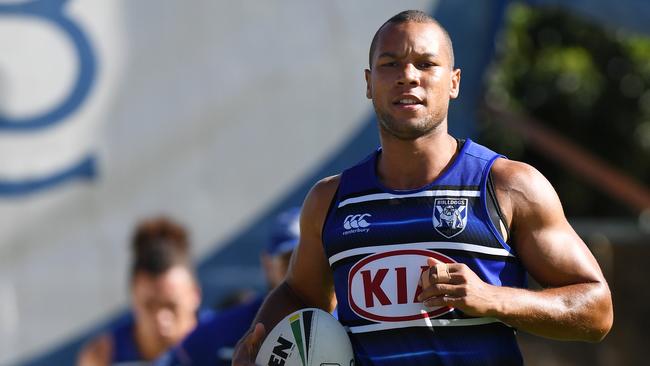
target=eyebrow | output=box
[377,52,398,59]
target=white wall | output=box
[0,1,434,363]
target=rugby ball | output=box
[255,308,354,366]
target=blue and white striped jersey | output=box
[322,139,526,366]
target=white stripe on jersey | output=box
[345,317,502,334]
[337,190,480,208]
[328,241,514,265]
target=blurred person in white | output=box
[77,217,206,365]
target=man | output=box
[233,10,613,365]
[155,207,302,366]
[78,217,204,366]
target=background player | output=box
[233,10,613,365]
[77,217,204,365]
[155,207,303,366]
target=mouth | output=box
[392,95,425,109]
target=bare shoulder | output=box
[307,174,340,205]
[301,174,341,233]
[490,158,555,201]
[77,334,112,366]
[491,158,607,287]
[490,158,563,226]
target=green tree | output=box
[482,3,650,217]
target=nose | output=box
[396,63,420,86]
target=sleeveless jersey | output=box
[322,139,526,366]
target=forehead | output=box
[132,267,194,299]
[373,21,447,59]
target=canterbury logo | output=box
[343,214,371,230]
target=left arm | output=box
[418,159,613,342]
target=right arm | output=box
[232,175,340,365]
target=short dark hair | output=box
[130,216,191,279]
[368,10,455,68]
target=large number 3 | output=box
[0,0,97,196]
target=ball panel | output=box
[255,308,354,366]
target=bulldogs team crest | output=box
[433,198,468,238]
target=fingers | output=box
[436,262,452,283]
[421,260,432,290]
[232,323,266,366]
[417,259,463,305]
[421,259,455,285]
[250,322,266,347]
[417,283,458,302]
[423,294,460,308]
[418,281,464,308]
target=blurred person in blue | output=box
[155,207,302,366]
[77,217,209,366]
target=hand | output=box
[232,323,266,366]
[417,258,499,317]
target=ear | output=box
[364,69,372,99]
[449,68,461,99]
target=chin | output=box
[158,333,179,346]
[377,110,441,139]
[380,121,438,141]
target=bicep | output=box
[503,163,605,287]
[516,217,603,287]
[285,178,338,311]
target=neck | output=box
[133,323,165,360]
[377,128,458,190]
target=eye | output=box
[166,303,179,313]
[380,61,397,67]
[417,62,435,69]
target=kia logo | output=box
[347,249,455,322]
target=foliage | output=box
[481,2,650,217]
